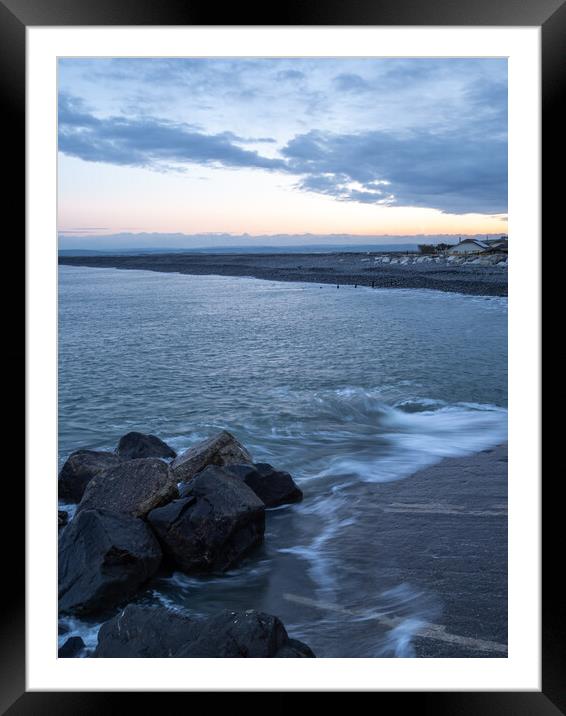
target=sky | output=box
[58,58,508,247]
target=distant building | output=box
[447,238,490,255]
[485,238,508,252]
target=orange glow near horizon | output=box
[58,159,508,239]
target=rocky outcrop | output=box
[58,450,124,503]
[222,462,303,507]
[93,604,315,658]
[147,465,265,572]
[77,458,178,518]
[93,604,199,658]
[58,431,313,653]
[58,636,85,658]
[58,509,162,615]
[177,610,310,658]
[170,430,253,483]
[275,638,316,658]
[116,431,176,460]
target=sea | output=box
[58,265,508,657]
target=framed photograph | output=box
[9,0,555,709]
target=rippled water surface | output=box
[58,266,507,656]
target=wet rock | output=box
[58,636,85,658]
[58,450,124,503]
[94,604,199,658]
[170,430,253,483]
[59,509,162,615]
[177,610,293,658]
[94,604,315,658]
[147,465,265,573]
[58,510,69,528]
[77,458,178,518]
[275,638,317,658]
[222,463,303,507]
[116,431,176,460]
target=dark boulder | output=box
[275,638,317,658]
[116,431,176,460]
[93,604,316,658]
[58,510,69,528]
[77,458,178,519]
[58,636,85,658]
[94,604,199,658]
[147,465,265,573]
[58,509,162,615]
[58,450,124,503]
[170,430,253,483]
[177,610,289,658]
[223,462,303,507]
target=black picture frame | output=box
[7,0,556,709]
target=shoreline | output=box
[374,443,508,657]
[59,438,508,658]
[59,251,508,297]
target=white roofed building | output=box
[447,238,490,254]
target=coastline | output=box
[57,263,507,657]
[58,251,508,297]
[59,439,508,658]
[372,443,508,657]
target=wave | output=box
[58,616,101,655]
[231,386,507,486]
[66,387,507,490]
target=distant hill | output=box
[59,231,506,255]
[58,243,421,257]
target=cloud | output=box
[58,73,508,216]
[58,93,285,172]
[216,131,276,144]
[282,129,507,214]
[333,73,371,93]
[276,69,306,81]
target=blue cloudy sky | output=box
[58,58,508,244]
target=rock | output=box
[58,509,162,615]
[170,430,253,483]
[116,431,176,460]
[222,463,303,507]
[275,638,317,658]
[58,510,69,528]
[58,636,85,658]
[94,605,315,658]
[177,610,290,658]
[94,604,199,658]
[147,465,265,573]
[58,450,124,503]
[77,458,178,518]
